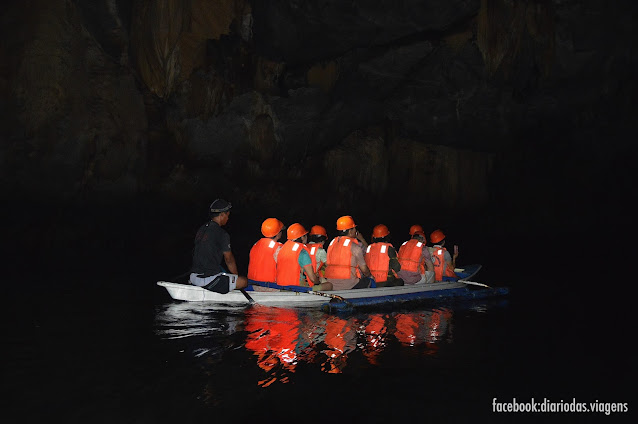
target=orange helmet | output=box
[261,218,284,237]
[409,224,425,236]
[287,223,308,240]
[430,229,445,244]
[336,215,356,231]
[310,225,327,237]
[372,224,390,239]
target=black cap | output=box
[209,199,232,213]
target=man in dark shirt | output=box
[189,199,248,293]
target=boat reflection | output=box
[244,306,303,387]
[155,302,246,340]
[243,307,455,383]
[321,315,358,373]
[394,308,454,355]
[361,314,388,366]
[155,301,457,387]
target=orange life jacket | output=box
[276,240,310,286]
[432,246,458,281]
[307,243,325,276]
[397,239,426,273]
[325,236,361,279]
[364,242,394,282]
[248,238,281,282]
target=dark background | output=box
[1,5,635,420]
[2,0,634,285]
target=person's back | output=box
[276,239,310,286]
[275,223,333,291]
[364,224,403,287]
[189,199,248,292]
[397,224,434,285]
[191,219,228,277]
[430,229,459,282]
[248,218,284,283]
[324,215,374,290]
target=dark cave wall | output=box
[1,0,636,240]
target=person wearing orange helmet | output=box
[364,224,404,287]
[396,224,435,285]
[275,223,333,291]
[189,199,249,292]
[307,225,328,277]
[324,216,374,290]
[429,229,459,282]
[248,218,285,286]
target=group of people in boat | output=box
[189,199,460,294]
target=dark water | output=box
[4,205,634,423]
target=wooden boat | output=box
[156,264,508,311]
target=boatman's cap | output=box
[209,199,232,213]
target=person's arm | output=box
[389,246,401,273]
[451,245,459,269]
[354,246,372,277]
[298,250,320,286]
[355,229,368,250]
[303,263,320,286]
[223,250,239,275]
[423,247,435,272]
[444,250,456,272]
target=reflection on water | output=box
[155,302,246,340]
[155,302,464,387]
[245,307,302,386]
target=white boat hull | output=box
[157,280,469,307]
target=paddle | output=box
[248,280,350,304]
[239,288,255,304]
[459,280,490,288]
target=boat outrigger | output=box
[156,264,508,311]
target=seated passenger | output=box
[397,224,435,284]
[364,224,404,287]
[429,229,459,282]
[324,215,375,290]
[307,225,328,277]
[275,223,333,291]
[248,218,284,291]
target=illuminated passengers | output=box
[275,223,332,291]
[397,224,435,285]
[364,224,404,287]
[324,215,375,290]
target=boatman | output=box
[189,199,248,292]
[275,223,333,291]
[429,229,459,282]
[324,215,375,290]
[397,224,435,285]
[364,224,404,287]
[248,218,285,283]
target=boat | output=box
[156,264,508,311]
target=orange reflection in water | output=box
[321,315,357,373]
[362,314,389,365]
[394,308,453,355]
[245,307,302,387]
[244,306,454,384]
